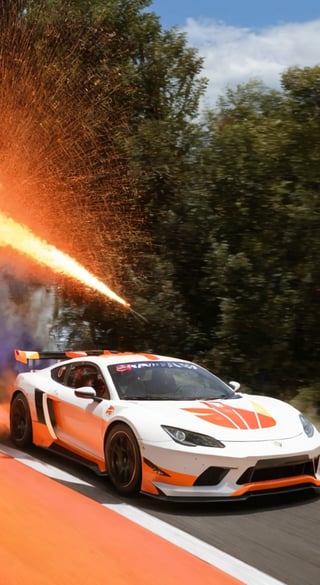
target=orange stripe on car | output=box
[32,421,54,448]
[250,401,276,428]
[100,351,160,360]
[184,402,276,429]
[232,475,320,497]
[141,458,197,494]
[204,402,246,428]
[183,407,241,428]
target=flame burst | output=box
[0,4,146,305]
[0,211,130,308]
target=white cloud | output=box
[181,18,320,108]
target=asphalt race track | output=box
[1,405,319,585]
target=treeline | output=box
[2,1,320,400]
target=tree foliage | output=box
[180,74,320,394]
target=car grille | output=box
[194,466,229,486]
[237,456,318,485]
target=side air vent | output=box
[34,389,45,423]
[194,466,229,486]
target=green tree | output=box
[279,66,320,383]
[182,72,320,394]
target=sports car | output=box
[9,348,320,501]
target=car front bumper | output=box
[140,434,320,499]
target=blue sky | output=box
[152,0,320,29]
[150,1,320,108]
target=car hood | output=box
[129,394,305,441]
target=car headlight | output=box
[161,425,225,448]
[299,414,315,438]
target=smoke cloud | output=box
[0,264,57,414]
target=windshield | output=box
[108,361,235,401]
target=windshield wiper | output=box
[123,395,164,400]
[195,394,230,400]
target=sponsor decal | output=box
[115,361,198,372]
[115,364,133,372]
[105,406,115,416]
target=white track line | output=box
[1,444,93,485]
[0,445,287,585]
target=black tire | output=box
[105,424,141,496]
[10,393,33,447]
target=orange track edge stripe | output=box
[0,452,244,585]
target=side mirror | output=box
[74,386,97,399]
[229,381,241,392]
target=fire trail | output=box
[0,211,130,309]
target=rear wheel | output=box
[105,424,141,496]
[10,393,33,447]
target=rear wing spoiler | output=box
[14,349,120,365]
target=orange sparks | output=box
[0,211,130,308]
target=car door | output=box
[48,362,110,460]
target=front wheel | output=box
[105,424,141,496]
[10,393,33,447]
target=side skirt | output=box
[49,443,107,476]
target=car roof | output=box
[61,353,187,367]
[14,349,192,370]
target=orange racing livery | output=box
[9,348,320,501]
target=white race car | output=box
[9,349,320,501]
